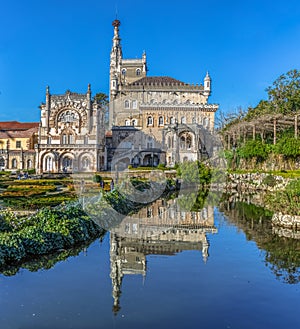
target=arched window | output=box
[69,134,74,144]
[170,117,175,124]
[168,136,171,148]
[136,68,141,76]
[132,100,137,109]
[132,119,137,126]
[121,68,126,76]
[62,134,67,145]
[179,132,193,149]
[45,156,53,172]
[62,132,75,145]
[124,100,130,109]
[158,116,164,126]
[62,157,72,169]
[186,135,192,149]
[27,159,33,169]
[147,116,153,126]
[11,158,17,169]
[0,157,5,168]
[180,136,186,149]
[181,116,186,124]
[125,119,130,126]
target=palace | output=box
[107,19,219,169]
[0,19,219,173]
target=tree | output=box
[266,69,300,114]
[93,93,109,127]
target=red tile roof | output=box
[130,76,186,86]
[0,121,39,131]
[0,127,38,139]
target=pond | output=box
[1,196,300,329]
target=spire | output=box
[112,19,121,48]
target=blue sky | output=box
[0,0,300,122]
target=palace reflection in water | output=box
[109,198,217,313]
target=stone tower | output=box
[109,19,147,127]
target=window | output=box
[27,159,32,169]
[45,156,53,171]
[125,119,130,126]
[170,117,175,124]
[62,134,67,145]
[63,157,72,169]
[0,157,5,168]
[147,116,153,126]
[121,68,126,76]
[124,100,130,108]
[69,135,74,144]
[147,207,153,218]
[16,141,21,148]
[132,100,137,109]
[136,68,141,76]
[12,158,17,169]
[132,119,137,126]
[158,116,164,126]
[181,116,186,124]
[179,132,193,150]
[62,133,74,144]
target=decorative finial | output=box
[46,85,49,94]
[112,19,120,27]
[88,83,91,92]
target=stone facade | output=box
[0,121,38,171]
[36,85,106,173]
[108,19,219,167]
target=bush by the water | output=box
[0,202,104,270]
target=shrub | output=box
[275,136,300,158]
[237,140,269,161]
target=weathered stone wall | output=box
[226,172,289,192]
[272,213,300,229]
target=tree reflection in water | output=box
[219,196,300,284]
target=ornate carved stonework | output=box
[36,86,106,173]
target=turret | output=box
[204,71,211,95]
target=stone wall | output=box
[226,172,289,192]
[272,213,300,229]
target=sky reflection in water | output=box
[0,200,300,329]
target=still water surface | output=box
[1,199,299,329]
